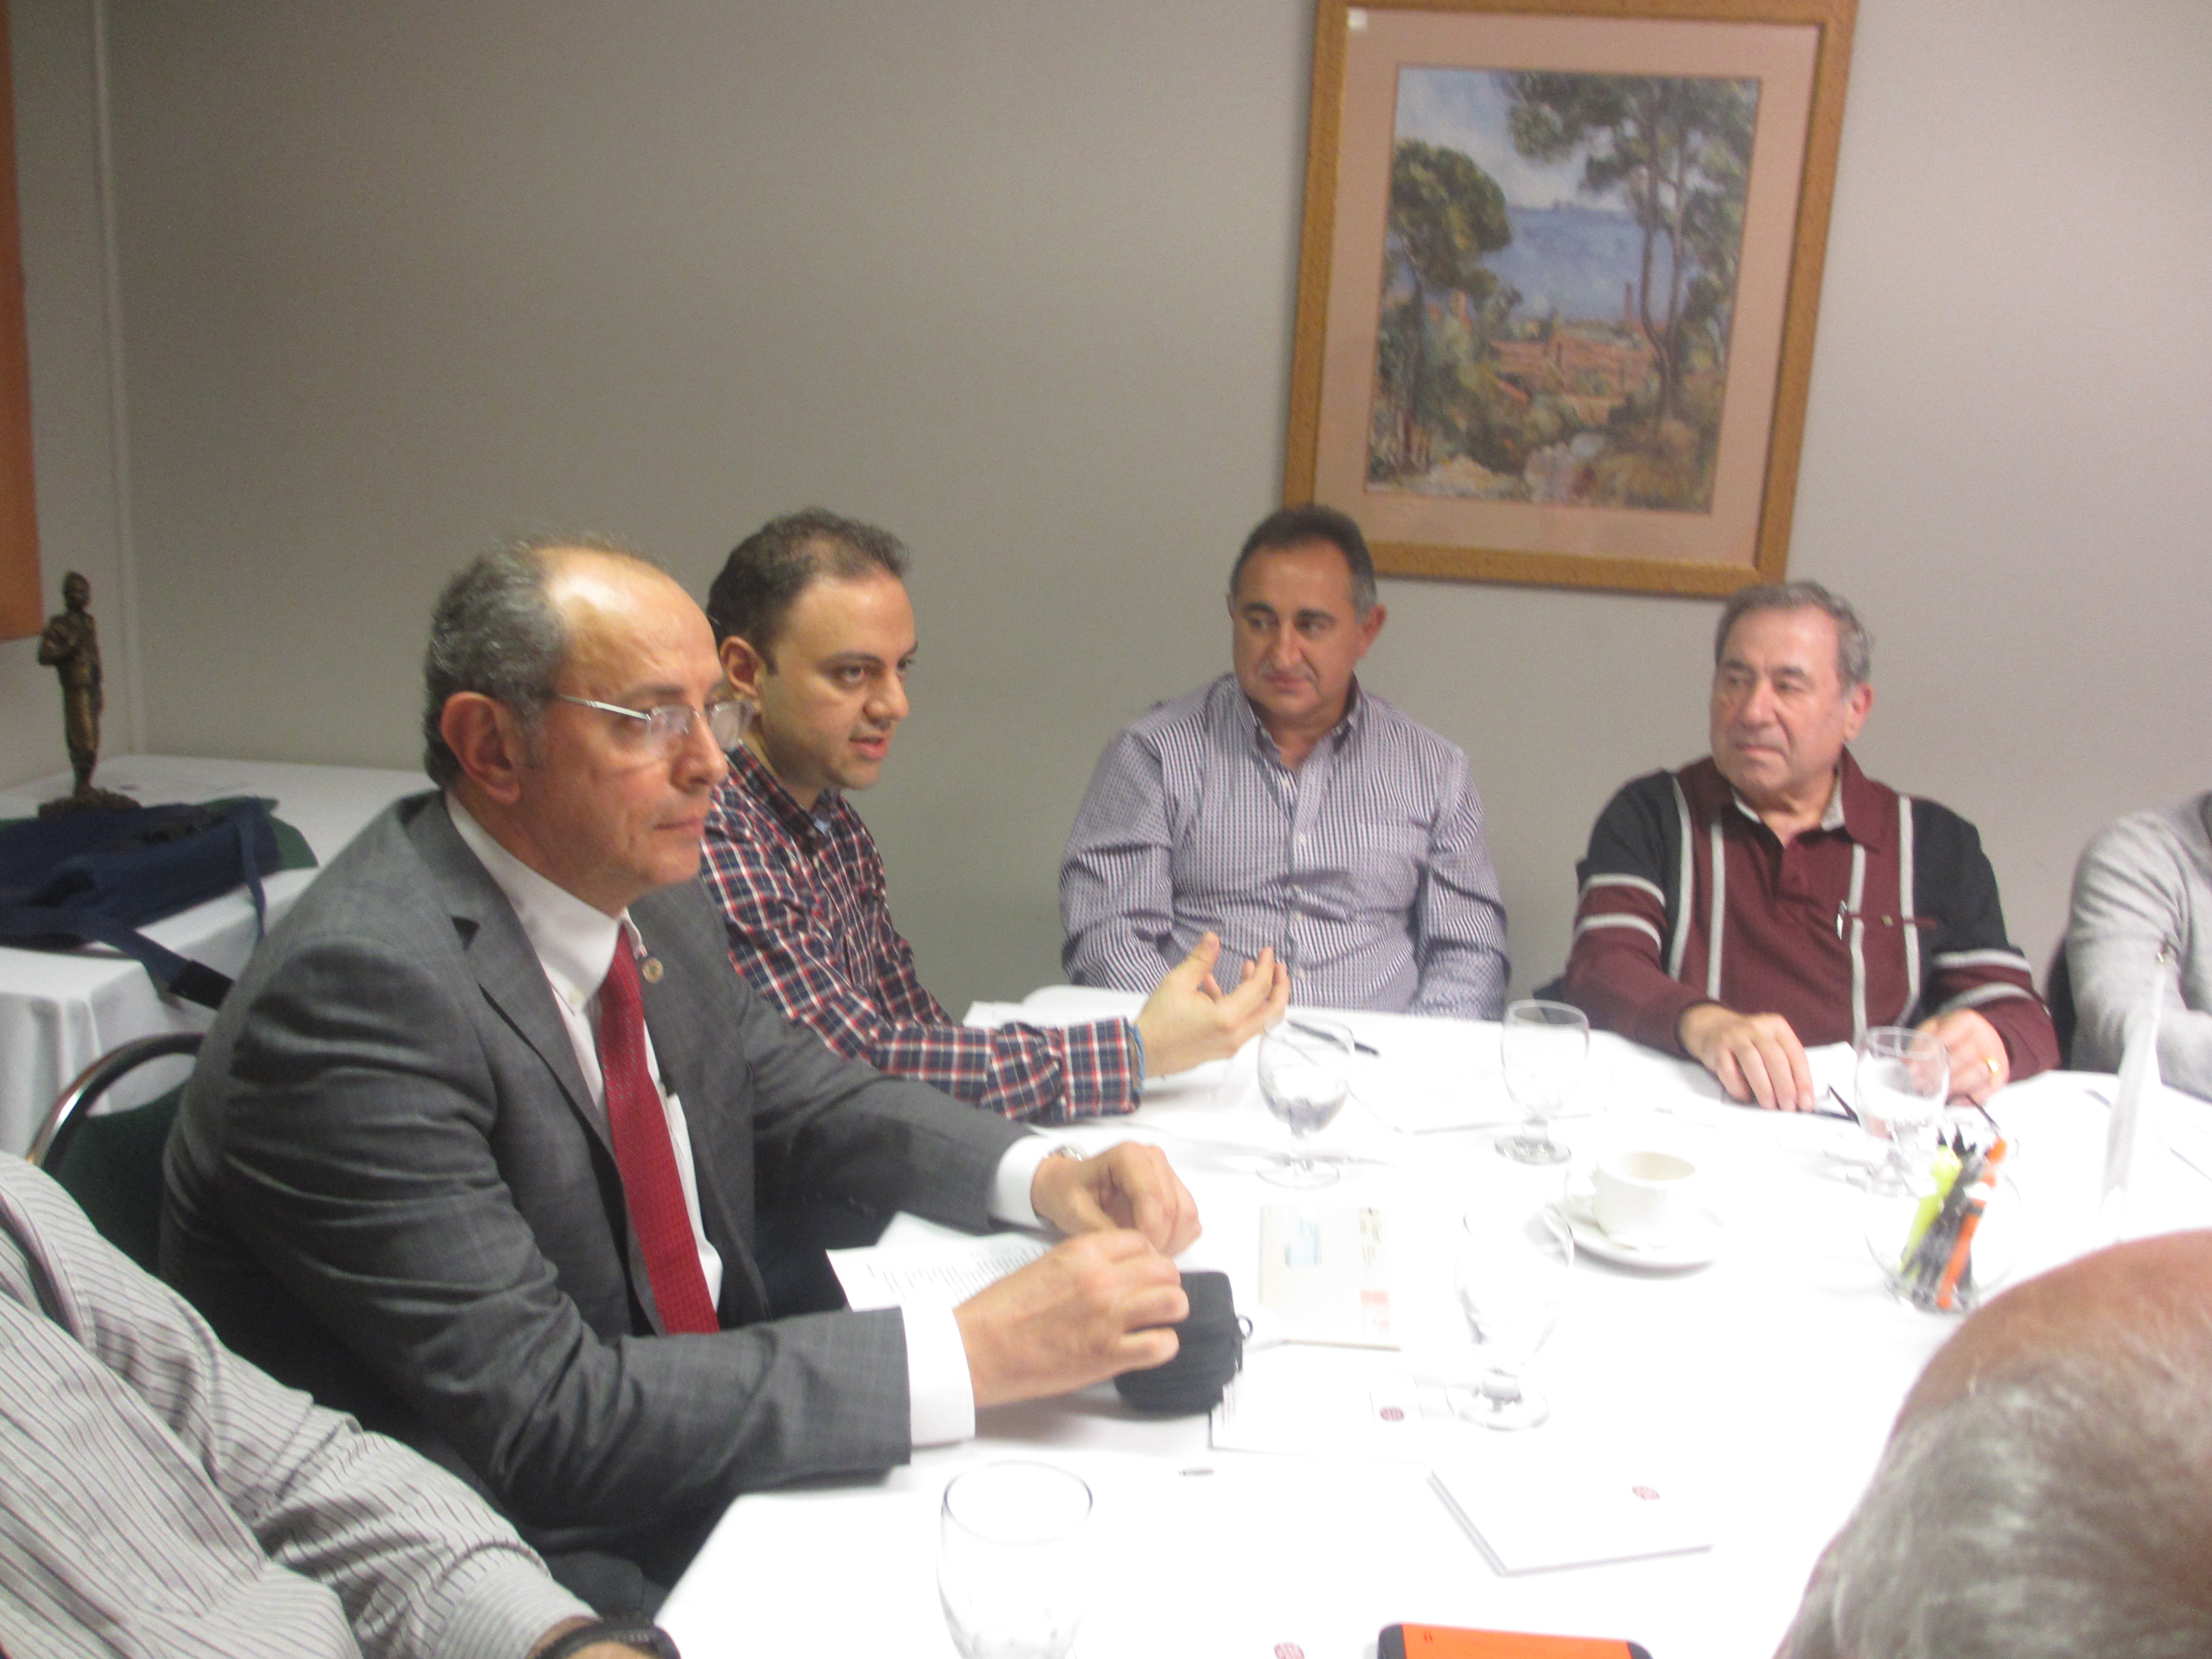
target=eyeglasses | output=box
[554,693,747,754]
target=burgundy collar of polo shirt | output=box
[1713,747,1892,849]
[1829,749,1895,847]
[724,739,829,852]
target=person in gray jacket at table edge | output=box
[2064,791,2212,1097]
[162,538,1201,1614]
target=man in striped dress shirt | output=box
[1561,581,2057,1110]
[1060,505,1509,1019]
[0,1157,662,1659]
[701,510,1289,1125]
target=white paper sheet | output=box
[1210,1343,1448,1462]
[1806,1043,1858,1114]
[1430,1455,1713,1574]
[827,1230,1050,1311]
[2168,1110,2212,1186]
[2104,960,2168,1234]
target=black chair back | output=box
[31,1032,202,1271]
[2047,943,2077,1070]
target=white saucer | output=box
[1559,1193,1725,1271]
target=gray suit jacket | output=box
[161,793,1029,1565]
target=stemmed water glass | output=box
[1495,1000,1589,1165]
[1453,1201,1575,1431]
[938,1461,1093,1659]
[1855,1026,1950,1194]
[1257,1018,1354,1187]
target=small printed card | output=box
[1210,1347,1442,1462]
[1430,1458,1713,1574]
[1257,1204,1397,1348]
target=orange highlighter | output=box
[1381,1625,1653,1658]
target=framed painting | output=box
[1284,0,1855,597]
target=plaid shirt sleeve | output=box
[700,782,1139,1124]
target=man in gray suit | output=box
[163,540,1197,1609]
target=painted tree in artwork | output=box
[1372,138,1512,479]
[1678,109,1751,382]
[1506,73,1757,429]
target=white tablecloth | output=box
[661,990,2212,1659]
[0,754,422,1151]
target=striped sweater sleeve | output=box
[1561,773,1705,1055]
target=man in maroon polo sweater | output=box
[1560,582,2057,1112]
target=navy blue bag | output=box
[0,799,279,1009]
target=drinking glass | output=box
[1453,1202,1575,1431]
[938,1461,1093,1659]
[1855,1026,1950,1195]
[1257,1018,1354,1188]
[1495,1000,1589,1165]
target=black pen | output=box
[1817,1085,1858,1123]
[1289,1019,1380,1057]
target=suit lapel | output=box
[409,799,695,1328]
[408,799,609,1155]
[415,801,770,1331]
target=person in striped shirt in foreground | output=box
[0,1156,670,1659]
[1559,581,2056,1112]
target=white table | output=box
[661,990,2212,1659]
[0,754,422,1151]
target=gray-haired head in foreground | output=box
[705,508,909,662]
[420,534,650,787]
[1230,504,1379,619]
[1777,1338,2212,1659]
[1714,581,1871,688]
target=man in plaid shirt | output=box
[700,510,1288,1124]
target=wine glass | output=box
[1257,1019,1354,1187]
[938,1461,1093,1659]
[1855,1026,1950,1195]
[1453,1202,1575,1431]
[1495,1000,1589,1165]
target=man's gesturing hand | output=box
[1030,1141,1201,1255]
[1135,932,1290,1078]
[955,1230,1188,1407]
[1678,1002,1816,1111]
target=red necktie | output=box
[594,941,720,1335]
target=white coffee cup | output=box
[1591,1149,1702,1247]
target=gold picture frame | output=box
[1284,0,1855,597]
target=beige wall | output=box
[1,0,129,782]
[9,0,2211,1014]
